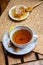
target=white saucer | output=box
[2,31,37,55]
[9,5,29,21]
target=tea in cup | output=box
[10,26,38,48]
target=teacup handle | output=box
[31,35,38,43]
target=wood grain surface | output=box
[16,61,42,65]
[0,43,38,65]
[0,43,5,65]
[0,0,43,55]
[0,0,9,13]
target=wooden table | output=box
[0,0,43,65]
[0,42,43,65]
[0,0,9,13]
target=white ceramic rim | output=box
[10,26,34,48]
[8,5,29,21]
[2,31,37,55]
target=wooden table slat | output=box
[24,52,36,62]
[16,61,42,65]
[39,60,43,65]
[8,55,21,65]
[0,43,5,65]
[38,54,43,59]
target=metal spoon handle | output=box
[32,1,43,9]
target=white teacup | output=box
[10,26,38,48]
